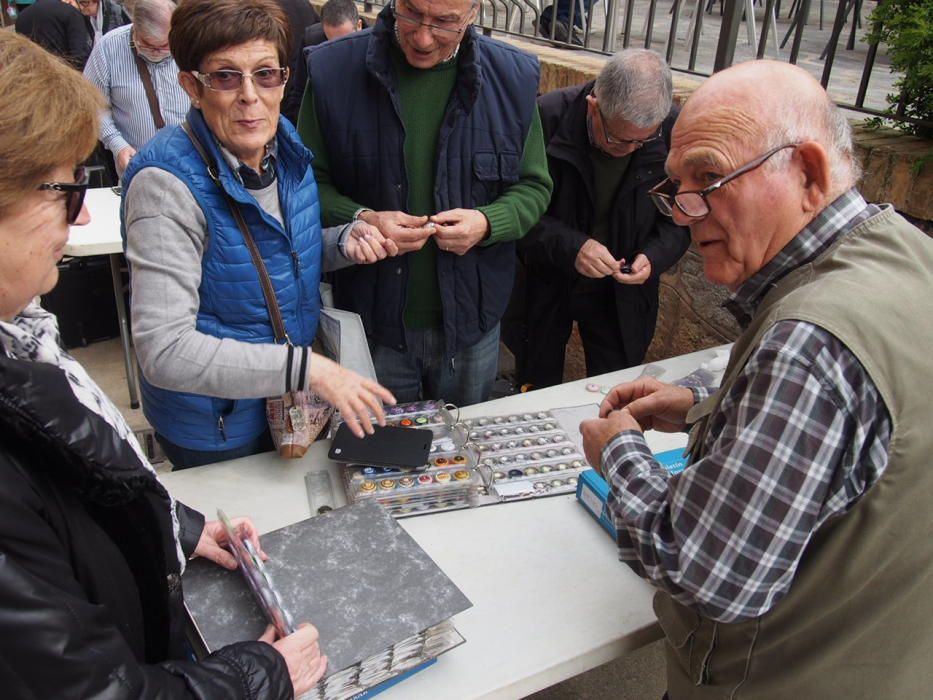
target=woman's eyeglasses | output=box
[648,143,799,221]
[38,166,90,224]
[192,68,288,91]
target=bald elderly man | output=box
[581,61,933,698]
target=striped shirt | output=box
[83,24,189,158]
[603,189,893,623]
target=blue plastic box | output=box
[575,448,689,540]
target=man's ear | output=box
[795,140,832,213]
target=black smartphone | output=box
[328,423,433,469]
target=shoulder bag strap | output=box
[181,121,289,345]
[131,47,166,130]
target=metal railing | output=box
[363,0,923,129]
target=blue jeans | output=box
[157,430,274,471]
[371,325,501,408]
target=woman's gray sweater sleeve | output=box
[124,168,298,399]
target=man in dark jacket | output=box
[298,0,552,407]
[15,0,90,68]
[277,0,321,123]
[513,49,689,388]
[284,0,366,125]
[76,0,129,48]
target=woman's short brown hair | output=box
[0,32,102,216]
[170,0,291,73]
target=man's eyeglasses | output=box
[132,35,170,55]
[392,0,476,36]
[38,166,90,225]
[595,100,662,148]
[649,143,799,221]
[192,68,288,92]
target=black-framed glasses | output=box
[38,166,89,225]
[594,100,662,148]
[649,143,799,220]
[392,0,476,36]
[192,68,288,92]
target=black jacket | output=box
[277,0,321,124]
[518,81,690,364]
[0,353,291,699]
[15,0,91,69]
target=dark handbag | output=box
[181,122,333,458]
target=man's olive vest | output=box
[660,207,933,699]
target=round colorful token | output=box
[453,470,470,481]
[360,480,376,492]
[523,467,539,476]
[571,460,585,468]
[435,471,452,483]
[434,457,450,467]
[415,416,429,425]
[493,471,506,481]
[540,465,553,473]
[398,476,415,488]
[568,476,579,486]
[361,466,378,476]
[452,455,467,464]
[399,418,413,427]
[550,479,565,488]
[562,447,574,455]
[417,474,434,485]
[556,463,569,470]
[379,479,396,490]
[546,449,558,457]
[507,469,524,478]
[586,383,600,392]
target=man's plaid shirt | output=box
[603,190,892,622]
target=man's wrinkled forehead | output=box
[666,100,761,176]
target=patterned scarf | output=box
[0,301,186,570]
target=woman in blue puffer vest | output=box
[122,0,397,469]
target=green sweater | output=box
[297,43,552,329]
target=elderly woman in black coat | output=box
[0,31,325,699]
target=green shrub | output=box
[865,0,933,138]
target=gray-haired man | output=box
[513,49,690,388]
[83,0,188,174]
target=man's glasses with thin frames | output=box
[392,0,476,35]
[649,143,799,220]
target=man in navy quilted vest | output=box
[297,0,552,407]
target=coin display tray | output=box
[337,406,593,516]
[330,400,461,440]
[343,449,480,518]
